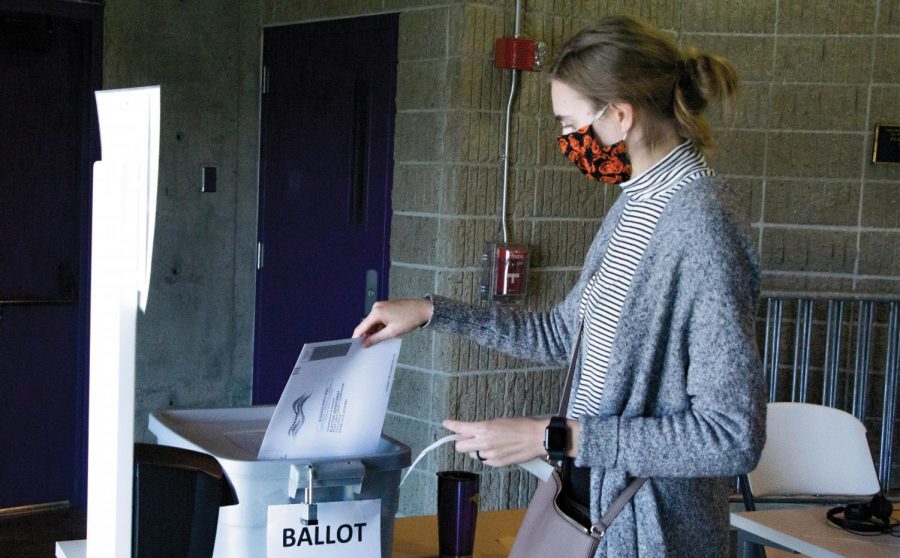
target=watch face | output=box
[546,426,566,451]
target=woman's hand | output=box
[352,298,433,348]
[443,417,549,467]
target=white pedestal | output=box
[55,539,86,558]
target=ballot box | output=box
[149,406,410,558]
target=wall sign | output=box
[873,124,900,164]
[267,499,381,557]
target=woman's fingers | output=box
[352,298,434,347]
[443,417,547,467]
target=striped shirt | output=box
[571,141,714,418]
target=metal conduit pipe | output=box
[499,0,522,243]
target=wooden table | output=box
[731,506,900,558]
[392,509,526,558]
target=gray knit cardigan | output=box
[426,176,767,557]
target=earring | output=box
[622,131,628,142]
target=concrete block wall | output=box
[104,0,898,516]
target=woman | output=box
[354,15,766,557]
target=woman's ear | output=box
[609,102,634,139]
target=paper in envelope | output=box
[258,337,401,460]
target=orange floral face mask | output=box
[557,111,631,184]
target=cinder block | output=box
[397,325,436,371]
[766,132,866,179]
[529,269,582,307]
[433,270,480,303]
[325,0,380,17]
[707,82,770,130]
[509,167,538,219]
[861,182,900,228]
[682,0,776,32]
[505,369,565,417]
[855,278,900,295]
[396,468,436,516]
[448,57,479,110]
[442,165,500,216]
[764,180,861,226]
[868,86,900,128]
[391,214,440,265]
[390,366,436,419]
[706,131,766,177]
[396,60,450,111]
[449,468,493,511]
[501,467,539,509]
[389,266,437,300]
[774,37,872,83]
[760,273,854,294]
[878,0,900,34]
[511,115,542,166]
[443,372,511,421]
[398,8,448,61]
[531,220,599,267]
[444,110,505,164]
[873,38,900,83]
[778,0,875,34]
[533,168,607,219]
[761,228,857,274]
[538,114,568,166]
[516,68,545,116]
[858,232,900,276]
[446,5,467,58]
[547,14,580,58]
[394,111,445,162]
[724,178,763,224]
[770,84,868,131]
[392,163,444,214]
[260,0,327,23]
[387,0,455,9]
[623,0,679,29]
[437,217,496,267]
[431,373,453,424]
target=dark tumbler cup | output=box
[436,470,480,558]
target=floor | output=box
[0,507,86,558]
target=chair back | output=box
[748,402,880,497]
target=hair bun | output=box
[676,52,706,113]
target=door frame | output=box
[1,0,102,509]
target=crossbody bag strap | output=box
[558,324,583,416]
[592,477,646,538]
[558,324,647,538]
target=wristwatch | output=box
[543,416,567,462]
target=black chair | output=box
[132,443,237,558]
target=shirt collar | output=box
[619,140,708,201]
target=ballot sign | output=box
[267,499,381,558]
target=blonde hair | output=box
[549,15,738,152]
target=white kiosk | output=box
[56,85,159,558]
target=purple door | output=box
[0,4,100,509]
[254,15,398,404]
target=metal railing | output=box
[759,292,900,490]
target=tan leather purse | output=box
[509,329,646,558]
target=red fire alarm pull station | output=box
[481,242,530,303]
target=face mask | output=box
[557,106,631,184]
